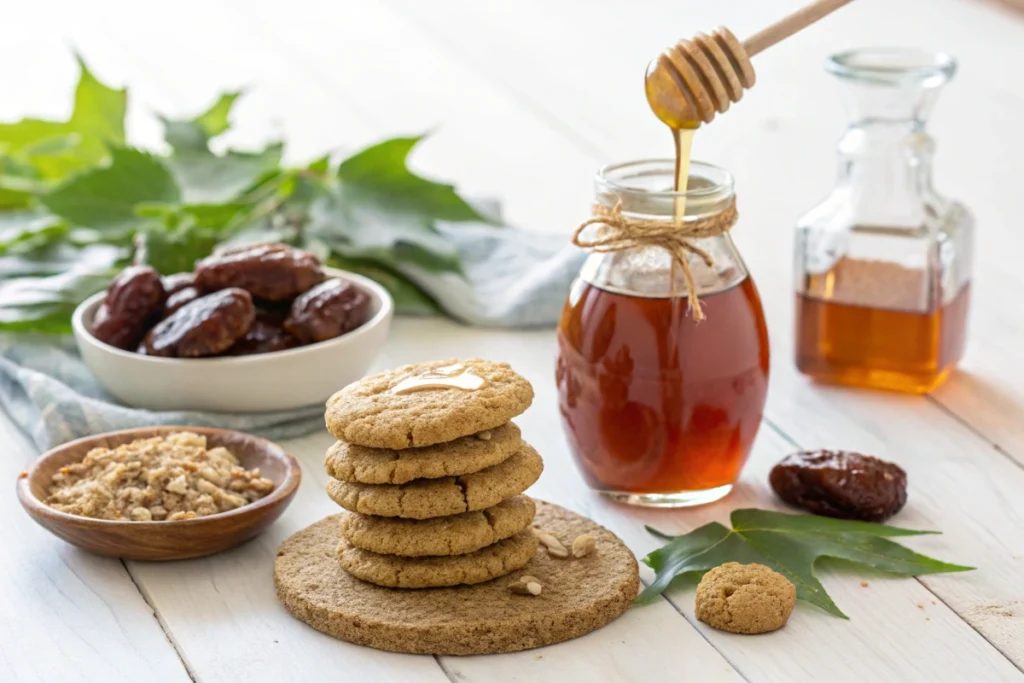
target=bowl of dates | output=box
[72,244,393,412]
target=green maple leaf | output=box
[307,187,463,275]
[40,147,180,233]
[307,135,488,276]
[165,144,282,205]
[336,136,488,222]
[159,92,282,205]
[637,509,973,618]
[0,211,67,255]
[0,242,122,333]
[157,90,282,204]
[0,56,125,180]
[136,222,219,275]
[161,91,241,152]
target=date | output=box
[143,288,255,358]
[91,266,166,350]
[224,309,299,356]
[194,243,322,301]
[163,286,204,318]
[283,278,370,343]
[161,272,196,296]
[769,450,907,522]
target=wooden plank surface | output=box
[0,420,190,683]
[3,0,1024,681]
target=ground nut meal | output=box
[46,432,275,521]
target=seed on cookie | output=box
[536,530,569,558]
[509,575,543,596]
[476,430,493,441]
[572,534,597,558]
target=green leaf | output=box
[308,186,463,275]
[41,147,180,232]
[0,242,122,333]
[161,91,242,152]
[0,211,67,255]
[0,267,115,333]
[337,135,487,223]
[0,56,125,180]
[327,254,440,315]
[165,143,282,204]
[637,508,973,618]
[70,55,126,152]
[180,202,254,232]
[1,149,50,207]
[0,119,66,157]
[0,242,123,278]
[136,222,218,275]
[306,154,330,175]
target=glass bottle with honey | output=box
[794,48,973,393]
[556,160,769,507]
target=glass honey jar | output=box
[556,160,769,507]
[794,49,973,393]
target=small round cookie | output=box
[695,562,796,634]
[338,528,537,588]
[325,359,534,449]
[324,423,521,485]
[340,495,536,557]
[327,444,543,520]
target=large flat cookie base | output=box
[274,501,640,655]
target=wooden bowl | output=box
[16,426,301,561]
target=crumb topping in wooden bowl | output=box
[46,432,275,521]
[17,426,301,560]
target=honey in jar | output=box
[796,257,970,393]
[794,49,973,393]
[557,161,769,506]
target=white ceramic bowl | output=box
[72,268,393,412]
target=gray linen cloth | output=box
[0,224,585,451]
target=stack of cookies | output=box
[322,359,543,589]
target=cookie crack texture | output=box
[384,453,401,484]
[482,507,500,533]
[454,477,470,513]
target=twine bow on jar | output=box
[571,199,739,321]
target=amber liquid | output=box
[796,284,970,393]
[556,278,770,496]
[673,127,695,214]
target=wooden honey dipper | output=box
[646,0,857,129]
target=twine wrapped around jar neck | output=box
[571,199,739,321]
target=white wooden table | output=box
[4,1,1024,681]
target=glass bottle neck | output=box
[834,122,938,230]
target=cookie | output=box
[324,422,521,485]
[337,528,537,588]
[325,359,534,448]
[275,501,640,655]
[339,495,536,557]
[326,443,543,519]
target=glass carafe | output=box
[794,49,973,393]
[556,160,769,507]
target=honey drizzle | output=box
[672,127,696,221]
[391,363,486,395]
